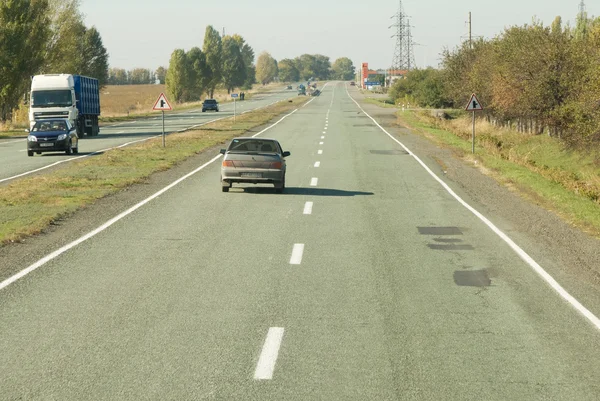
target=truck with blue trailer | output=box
[29,74,101,137]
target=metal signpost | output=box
[231,93,239,122]
[465,93,484,154]
[152,93,173,147]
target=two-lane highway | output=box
[1,82,600,400]
[0,87,297,184]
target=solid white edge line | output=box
[289,244,305,265]
[0,107,301,291]
[254,327,285,380]
[310,177,318,187]
[303,201,314,215]
[345,85,600,331]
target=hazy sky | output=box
[80,0,595,71]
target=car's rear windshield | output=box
[227,139,280,153]
[204,99,217,104]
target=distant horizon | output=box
[80,0,595,72]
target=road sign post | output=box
[231,93,239,123]
[465,93,484,154]
[152,93,173,147]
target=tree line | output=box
[108,67,168,85]
[0,0,109,121]
[165,29,357,103]
[389,12,600,146]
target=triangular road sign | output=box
[153,93,172,111]
[465,93,483,111]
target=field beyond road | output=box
[100,83,284,118]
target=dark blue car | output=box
[27,119,79,156]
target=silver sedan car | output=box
[220,137,291,193]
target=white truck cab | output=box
[29,74,78,130]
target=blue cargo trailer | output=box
[73,75,101,136]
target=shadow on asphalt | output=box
[238,187,374,197]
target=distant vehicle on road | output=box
[202,99,219,112]
[286,85,293,90]
[27,118,79,157]
[350,81,356,86]
[29,74,100,137]
[298,84,306,96]
[220,137,290,193]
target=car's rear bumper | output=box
[221,168,284,184]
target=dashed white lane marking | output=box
[324,127,328,130]
[303,202,313,215]
[322,131,326,134]
[0,107,300,291]
[310,177,318,186]
[321,136,325,139]
[254,327,285,380]
[345,85,600,332]
[118,131,125,134]
[314,161,320,168]
[319,142,324,145]
[290,244,305,265]
[318,150,323,155]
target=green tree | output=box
[165,49,188,103]
[232,34,255,90]
[155,66,167,84]
[202,25,222,98]
[44,0,86,74]
[0,0,50,121]
[81,26,108,86]
[332,57,355,80]
[221,36,246,93]
[256,52,278,85]
[186,47,208,100]
[278,59,299,82]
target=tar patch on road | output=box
[370,150,409,155]
[453,269,492,287]
[418,226,463,236]
[418,226,475,251]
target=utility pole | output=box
[469,12,472,49]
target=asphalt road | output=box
[1,82,600,400]
[0,87,298,184]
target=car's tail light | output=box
[222,160,235,167]
[270,162,282,169]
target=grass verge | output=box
[396,109,600,237]
[0,96,308,246]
